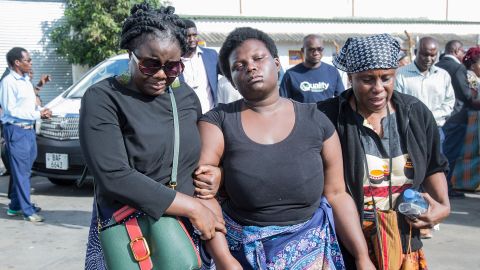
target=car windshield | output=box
[64,58,129,99]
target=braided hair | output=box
[120,3,187,55]
[218,27,278,84]
[463,46,480,70]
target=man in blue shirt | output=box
[280,34,345,103]
[0,47,52,222]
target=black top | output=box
[436,56,472,114]
[79,77,202,220]
[201,99,335,226]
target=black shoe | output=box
[448,190,466,198]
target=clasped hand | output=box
[193,165,222,199]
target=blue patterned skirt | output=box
[221,197,345,270]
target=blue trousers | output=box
[4,124,37,216]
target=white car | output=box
[32,54,129,185]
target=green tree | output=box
[51,0,164,67]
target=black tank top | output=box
[200,99,335,226]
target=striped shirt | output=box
[395,63,455,126]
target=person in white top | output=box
[0,47,52,222]
[395,37,455,129]
[180,19,219,113]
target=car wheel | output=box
[48,178,75,186]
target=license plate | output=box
[46,153,69,170]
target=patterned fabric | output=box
[451,70,480,191]
[363,212,402,270]
[362,220,428,270]
[333,33,400,73]
[451,110,480,191]
[85,208,107,270]
[222,197,345,270]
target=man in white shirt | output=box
[395,37,455,238]
[0,47,52,222]
[180,19,219,113]
[395,37,455,130]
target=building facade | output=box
[0,0,73,104]
[1,0,479,103]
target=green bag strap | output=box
[168,87,180,189]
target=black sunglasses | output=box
[307,47,324,53]
[131,52,184,77]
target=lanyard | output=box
[354,98,394,210]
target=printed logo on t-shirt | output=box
[299,81,330,92]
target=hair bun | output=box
[130,3,151,16]
[158,6,176,15]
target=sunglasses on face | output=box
[131,52,184,77]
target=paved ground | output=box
[0,175,479,269]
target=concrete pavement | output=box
[0,176,479,269]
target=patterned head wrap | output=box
[333,33,400,73]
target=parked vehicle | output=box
[32,54,129,185]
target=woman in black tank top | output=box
[195,27,375,270]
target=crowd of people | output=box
[2,2,479,269]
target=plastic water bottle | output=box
[398,189,429,219]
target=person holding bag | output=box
[317,34,451,269]
[80,4,234,269]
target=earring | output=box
[118,71,131,86]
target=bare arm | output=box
[195,120,242,269]
[194,121,225,198]
[322,131,375,270]
[164,120,228,240]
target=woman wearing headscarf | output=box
[317,34,450,269]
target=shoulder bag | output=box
[355,102,403,270]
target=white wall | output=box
[0,0,73,104]
[171,0,480,22]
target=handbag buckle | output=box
[130,237,151,262]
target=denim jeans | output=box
[4,124,37,216]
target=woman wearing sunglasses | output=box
[80,4,233,269]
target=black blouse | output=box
[80,77,202,220]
